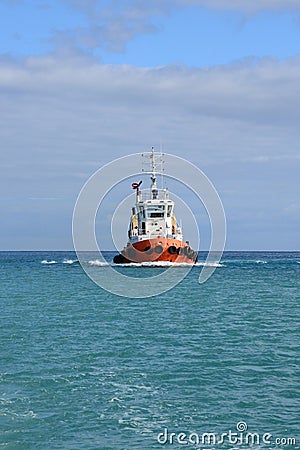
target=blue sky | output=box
[0,0,300,250]
[1,2,300,65]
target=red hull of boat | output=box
[114,238,197,264]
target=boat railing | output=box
[139,189,169,201]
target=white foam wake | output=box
[113,261,189,267]
[87,260,224,268]
[195,262,224,267]
[88,259,110,266]
[62,259,78,264]
[41,260,57,264]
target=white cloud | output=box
[2,0,299,55]
[52,21,158,54]
[53,0,300,54]
[1,54,299,249]
[1,54,300,167]
[51,1,170,53]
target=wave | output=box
[195,262,224,267]
[113,261,192,267]
[255,260,267,264]
[87,260,224,268]
[88,260,110,267]
[39,258,225,268]
[41,258,78,265]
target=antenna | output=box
[150,147,156,189]
[141,147,165,189]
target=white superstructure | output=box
[128,149,183,243]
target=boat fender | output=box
[187,248,194,259]
[127,247,136,261]
[113,254,124,264]
[177,247,184,256]
[154,245,163,254]
[168,245,177,255]
[183,246,190,256]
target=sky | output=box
[0,0,300,250]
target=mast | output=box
[150,146,157,194]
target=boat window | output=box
[139,206,145,218]
[149,212,164,218]
[146,205,165,218]
[152,189,158,199]
[147,205,165,211]
[167,205,172,217]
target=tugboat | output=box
[113,149,198,264]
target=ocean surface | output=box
[0,251,299,450]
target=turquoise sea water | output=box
[0,252,299,450]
